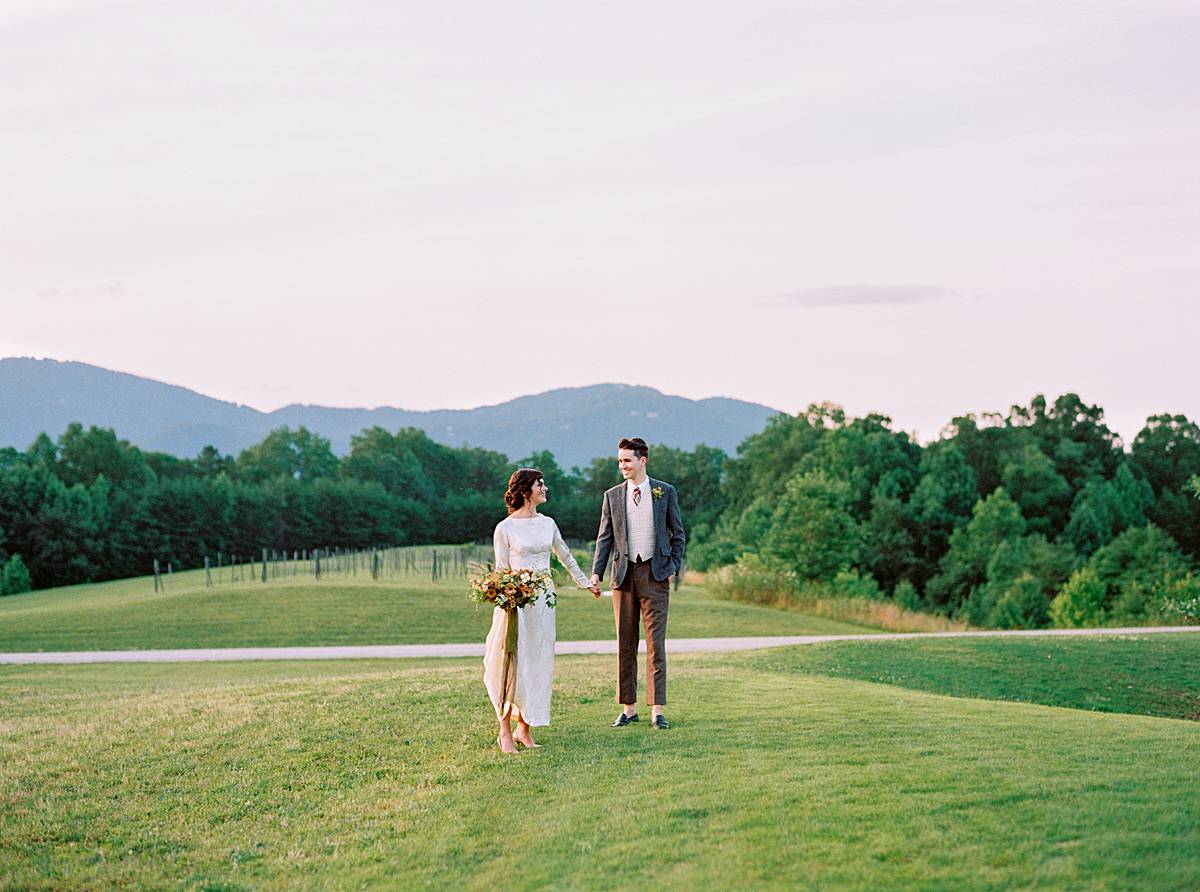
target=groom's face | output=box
[617,448,647,480]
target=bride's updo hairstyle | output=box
[504,468,544,514]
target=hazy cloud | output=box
[780,285,967,308]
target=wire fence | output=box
[150,542,595,591]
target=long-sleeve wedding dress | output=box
[483,514,591,726]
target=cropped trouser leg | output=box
[613,560,669,706]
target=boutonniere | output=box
[651,486,664,502]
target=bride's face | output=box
[529,477,548,506]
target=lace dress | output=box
[483,514,591,726]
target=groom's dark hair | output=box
[618,437,648,459]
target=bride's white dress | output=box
[483,514,591,726]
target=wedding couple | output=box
[483,437,687,753]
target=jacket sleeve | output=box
[667,486,686,575]
[590,492,614,580]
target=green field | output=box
[4,569,1198,889]
[3,636,1198,890]
[743,633,1200,721]
[0,568,875,652]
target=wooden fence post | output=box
[205,556,212,589]
[261,548,268,582]
[153,558,160,593]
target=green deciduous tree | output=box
[1050,524,1192,627]
[961,534,1075,628]
[925,488,1026,614]
[1000,446,1072,538]
[237,427,339,484]
[721,404,836,516]
[907,442,978,589]
[761,470,859,581]
[794,412,922,520]
[28,476,102,587]
[1064,462,1154,555]
[55,423,155,489]
[939,413,1025,498]
[1009,393,1123,491]
[860,492,917,593]
[341,427,433,499]
[644,443,728,536]
[1132,414,1200,557]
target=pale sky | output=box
[2,0,1198,445]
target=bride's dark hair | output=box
[504,468,544,514]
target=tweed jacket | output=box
[590,477,686,588]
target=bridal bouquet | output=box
[468,565,555,611]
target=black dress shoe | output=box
[611,712,639,727]
[651,715,670,729]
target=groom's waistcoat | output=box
[591,477,686,588]
[625,478,656,562]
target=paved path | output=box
[1,626,1197,664]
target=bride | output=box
[484,468,600,753]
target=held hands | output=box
[589,574,602,599]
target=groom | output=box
[590,437,686,729]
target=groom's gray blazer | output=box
[591,478,686,589]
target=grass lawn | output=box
[743,633,1200,721]
[0,569,875,652]
[2,638,1199,890]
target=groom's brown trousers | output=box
[614,559,669,705]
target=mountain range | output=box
[0,358,781,468]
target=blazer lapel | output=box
[650,477,666,538]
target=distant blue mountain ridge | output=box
[0,358,782,469]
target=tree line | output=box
[3,392,1199,630]
[0,422,722,593]
[694,394,1200,628]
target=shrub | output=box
[685,521,740,571]
[893,579,922,611]
[830,567,884,599]
[1139,570,1200,624]
[720,553,798,607]
[0,554,32,596]
[988,573,1052,629]
[1050,566,1110,628]
[1052,524,1193,626]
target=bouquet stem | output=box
[500,608,518,716]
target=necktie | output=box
[633,487,641,507]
